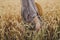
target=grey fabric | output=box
[21,0,38,22]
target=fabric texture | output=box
[21,0,38,22]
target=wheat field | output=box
[0,0,60,40]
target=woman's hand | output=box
[33,16,41,31]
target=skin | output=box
[21,0,41,31]
[33,16,41,31]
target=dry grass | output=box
[0,0,60,40]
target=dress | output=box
[21,0,38,22]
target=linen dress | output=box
[21,0,38,22]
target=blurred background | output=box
[0,0,60,40]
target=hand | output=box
[33,16,41,31]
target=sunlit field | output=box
[0,0,60,40]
